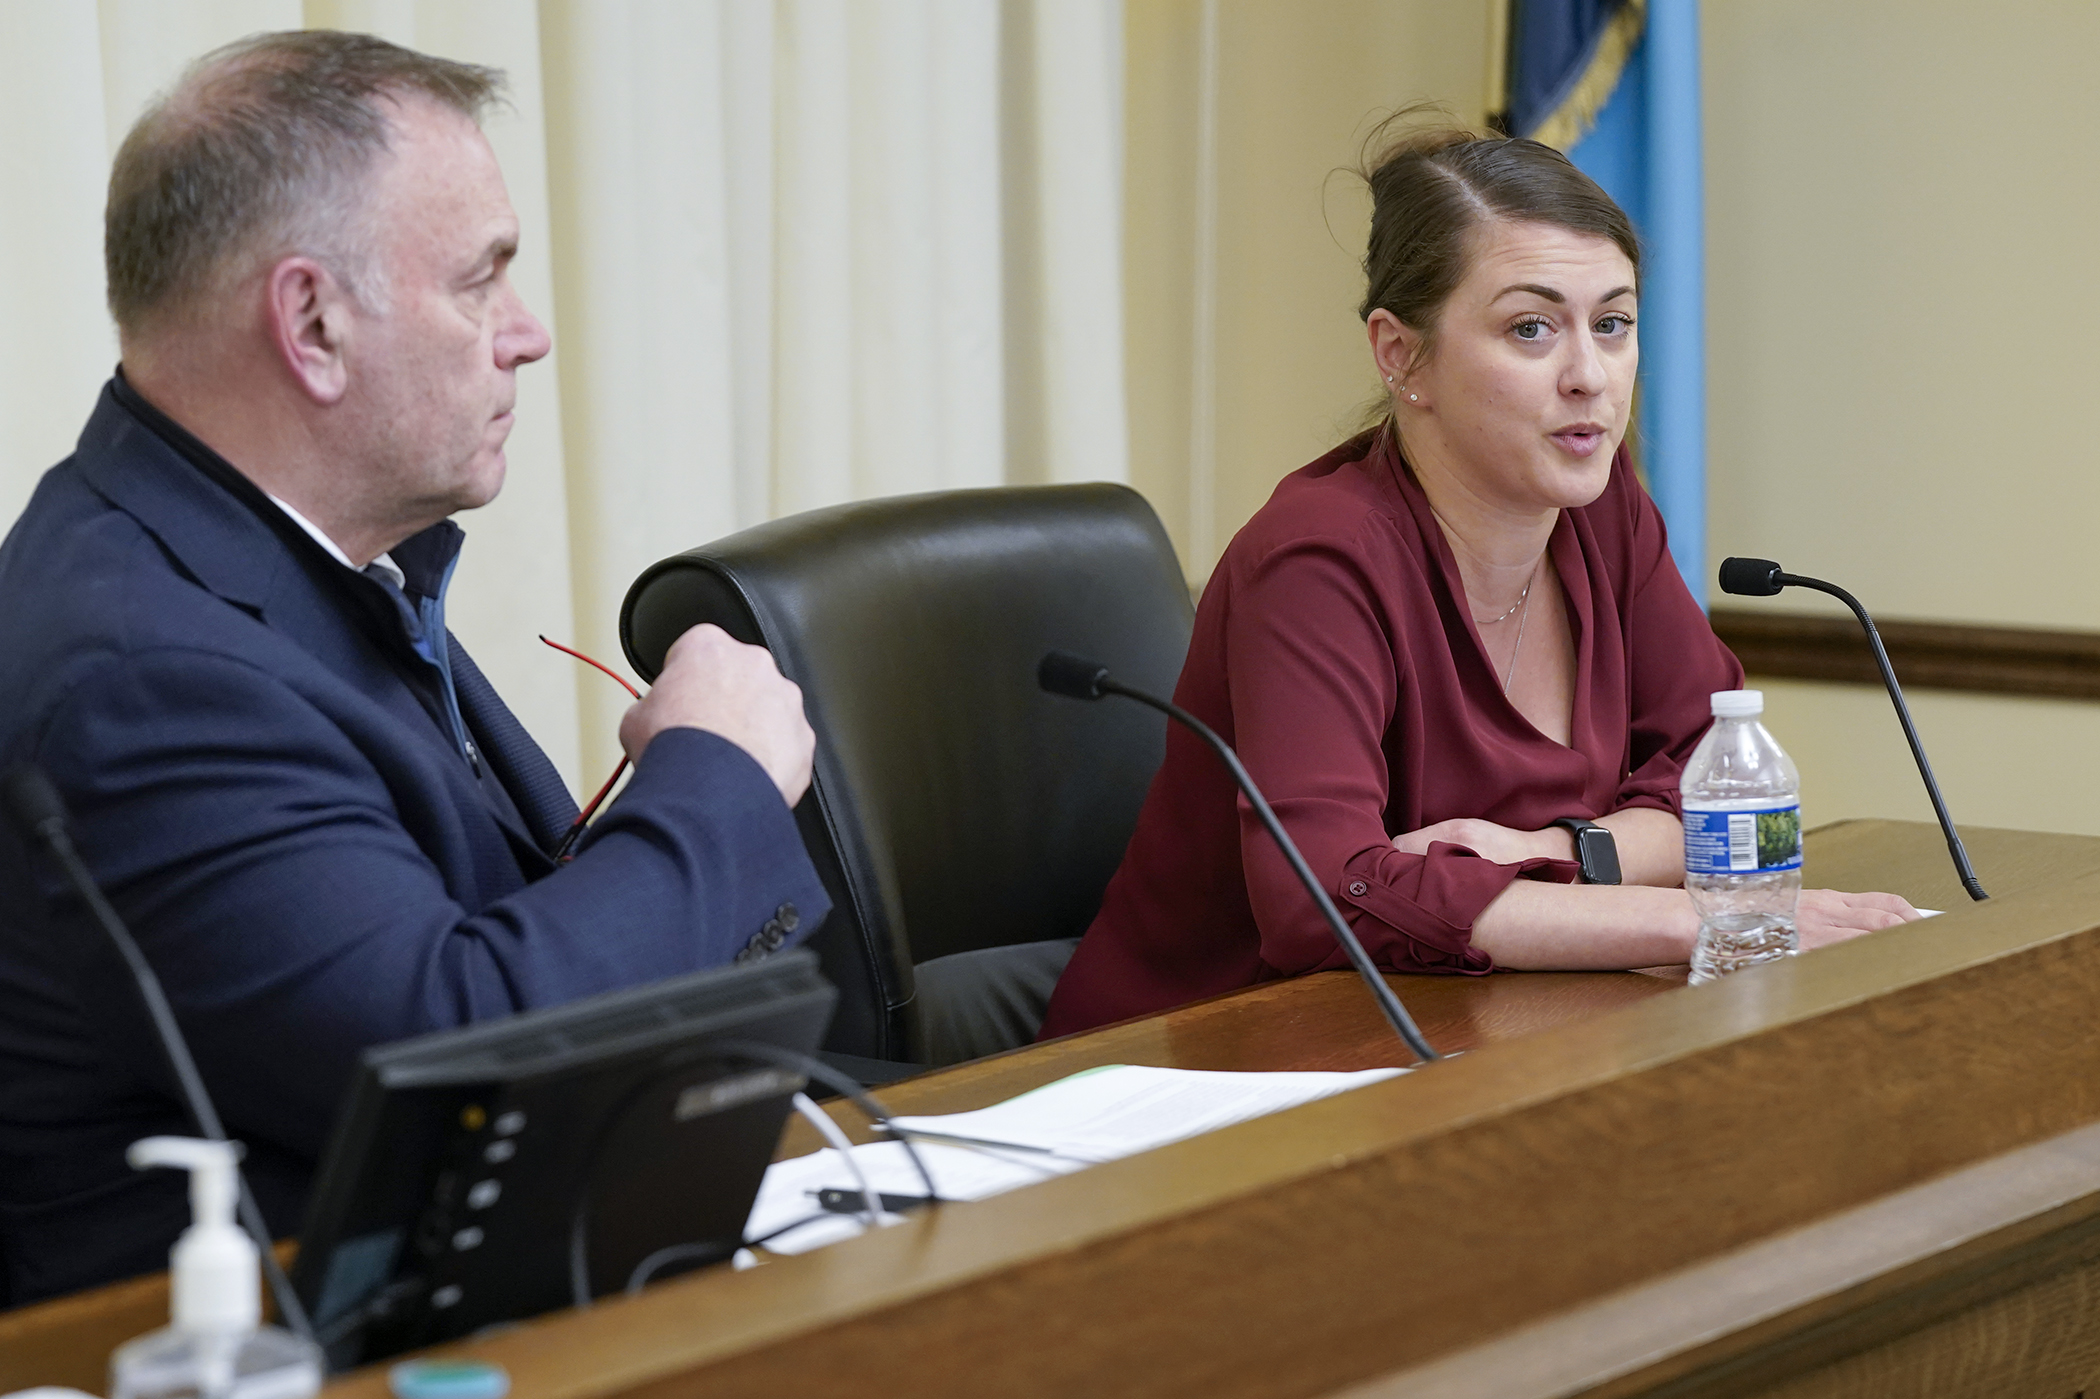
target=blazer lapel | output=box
[449,636,581,855]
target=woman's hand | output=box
[1796,889,1921,949]
[1469,883,1922,970]
[1392,818,1572,865]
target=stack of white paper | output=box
[743,1063,1406,1256]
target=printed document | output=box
[744,1063,1405,1256]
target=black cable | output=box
[621,1170,934,1296]
[710,1039,942,1205]
[565,1038,944,1308]
[2,765,315,1342]
[566,1063,705,1310]
[813,1188,937,1214]
[741,1212,835,1251]
[312,1276,426,1350]
[623,1241,735,1295]
[623,1207,842,1296]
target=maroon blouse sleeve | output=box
[1222,527,1571,979]
[1610,486,1745,816]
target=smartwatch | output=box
[1550,818,1622,885]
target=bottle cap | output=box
[1710,689,1764,718]
[127,1136,260,1332]
[389,1361,511,1399]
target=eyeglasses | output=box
[538,635,641,862]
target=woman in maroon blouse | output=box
[1041,125,1917,1038]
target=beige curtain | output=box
[0,0,1128,792]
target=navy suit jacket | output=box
[0,380,828,1305]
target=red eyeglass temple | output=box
[538,634,642,699]
[537,635,640,860]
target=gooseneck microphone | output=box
[1717,558,1987,902]
[1038,652,1440,1065]
[2,763,316,1339]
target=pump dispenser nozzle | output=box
[129,1137,260,1333]
[111,1137,320,1399]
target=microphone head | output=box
[1038,650,1111,701]
[1718,557,1788,597]
[2,763,70,842]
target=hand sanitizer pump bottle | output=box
[109,1138,322,1399]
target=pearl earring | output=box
[1408,392,1419,403]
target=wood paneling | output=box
[1351,1119,2100,1397]
[1711,607,2100,701]
[1751,1253,2100,1399]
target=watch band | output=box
[1550,818,1622,886]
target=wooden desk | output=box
[9,819,2100,1397]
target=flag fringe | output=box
[1529,0,1647,152]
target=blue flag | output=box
[1506,0,1706,603]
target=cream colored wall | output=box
[1760,681,2100,840]
[1704,1,2100,837]
[1704,0,2100,632]
[1123,0,1489,575]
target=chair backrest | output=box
[620,484,1194,1062]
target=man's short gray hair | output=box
[105,30,506,334]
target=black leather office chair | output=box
[620,483,1193,1070]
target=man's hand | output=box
[1392,817,1573,865]
[617,624,815,807]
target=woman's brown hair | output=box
[1357,109,1640,376]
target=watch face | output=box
[1577,827,1622,885]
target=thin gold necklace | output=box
[1428,499,1538,628]
[1500,560,1540,693]
[1474,575,1531,626]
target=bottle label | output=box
[1684,804,1802,875]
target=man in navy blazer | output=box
[0,32,828,1305]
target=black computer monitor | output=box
[290,950,835,1366]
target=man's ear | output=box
[265,257,353,405]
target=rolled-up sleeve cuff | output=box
[1333,841,1581,973]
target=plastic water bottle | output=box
[1682,689,1802,984]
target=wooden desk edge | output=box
[11,822,2100,1399]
